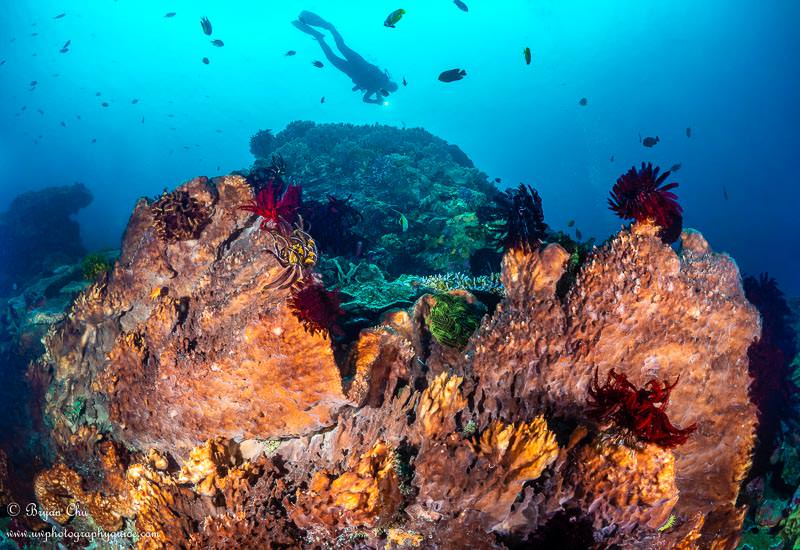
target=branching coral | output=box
[151,189,212,242]
[240,179,302,231]
[412,272,504,297]
[424,293,483,349]
[289,278,344,336]
[608,162,683,243]
[486,184,548,251]
[588,368,697,449]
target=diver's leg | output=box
[298,11,335,31]
[315,37,350,73]
[327,25,365,63]
[291,19,324,40]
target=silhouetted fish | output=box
[641,136,660,147]
[21,105,26,111]
[723,185,728,200]
[211,39,224,47]
[53,13,66,19]
[30,80,37,86]
[285,50,296,56]
[320,96,325,104]
[567,220,575,227]
[669,163,681,172]
[523,47,531,65]
[454,0,469,11]
[101,102,109,107]
[200,16,212,36]
[610,155,615,162]
[438,68,466,82]
[59,47,69,53]
[95,91,101,96]
[576,229,583,240]
[402,76,407,86]
[164,12,176,18]
[91,138,96,143]
[0,60,5,65]
[384,9,406,28]
[60,121,66,127]
[686,127,692,138]
[62,40,70,49]
[202,57,210,64]
[312,60,324,68]
[37,108,43,114]
[31,33,38,36]
[495,177,501,183]
[131,98,138,104]
[141,116,145,123]
[579,97,587,106]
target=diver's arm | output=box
[362,90,382,104]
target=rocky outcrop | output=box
[30,172,760,548]
[0,183,92,295]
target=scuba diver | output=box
[292,10,399,105]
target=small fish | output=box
[141,116,145,123]
[523,47,531,65]
[91,138,96,143]
[101,101,109,107]
[723,185,729,201]
[384,9,406,28]
[402,76,407,86]
[575,229,583,240]
[167,114,174,117]
[30,80,37,86]
[398,213,409,232]
[494,177,501,183]
[641,135,660,148]
[0,60,5,66]
[37,108,43,114]
[454,0,469,11]
[312,60,324,68]
[62,40,71,49]
[164,12,176,18]
[438,68,466,82]
[567,220,575,227]
[76,115,80,120]
[131,98,138,104]
[579,97,587,106]
[53,13,66,19]
[216,166,221,171]
[202,57,210,64]
[609,155,615,162]
[320,96,325,104]
[20,105,26,111]
[210,39,224,47]
[59,47,69,53]
[669,163,681,172]
[95,91,101,96]
[285,50,296,56]
[685,127,692,138]
[200,16,212,36]
[60,121,66,127]
[31,32,38,36]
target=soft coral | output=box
[240,179,302,230]
[288,279,344,337]
[588,368,697,448]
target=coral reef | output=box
[249,128,275,159]
[150,187,213,242]
[0,183,93,294]
[609,162,683,243]
[81,251,114,281]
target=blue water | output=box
[1,0,798,294]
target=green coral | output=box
[425,293,483,349]
[81,252,112,281]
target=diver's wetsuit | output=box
[293,11,398,104]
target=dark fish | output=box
[30,80,37,86]
[60,121,66,127]
[101,101,109,107]
[21,105,26,111]
[523,47,531,65]
[641,135,660,148]
[95,91,101,96]
[59,48,69,53]
[141,116,145,123]
[91,138,96,143]
[31,32,38,36]
[217,166,221,171]
[579,97,587,106]
[567,220,575,227]
[494,177,501,183]
[384,9,406,28]
[211,39,224,47]
[312,60,324,68]
[723,185,728,200]
[669,163,681,172]
[202,57,210,64]
[200,16,212,36]
[438,68,466,82]
[167,114,174,117]
[285,50,296,56]
[53,13,66,19]
[76,115,80,120]
[37,108,43,114]
[131,98,138,104]
[0,60,5,65]
[62,40,70,49]
[320,96,325,103]
[164,12,176,18]
[454,0,469,11]
[575,229,583,240]
[685,127,692,138]
[609,155,615,162]
[215,129,222,133]
[402,76,407,86]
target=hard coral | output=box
[588,368,697,449]
[609,162,683,243]
[239,179,301,231]
[289,278,344,336]
[487,184,548,251]
[151,189,212,242]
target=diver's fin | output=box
[298,10,334,30]
[291,19,325,40]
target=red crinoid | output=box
[288,279,344,337]
[587,368,697,448]
[240,179,302,230]
[608,162,683,243]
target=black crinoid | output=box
[608,162,683,243]
[151,188,213,243]
[248,154,288,193]
[485,184,548,252]
[249,128,276,159]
